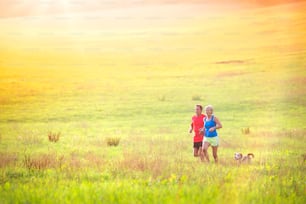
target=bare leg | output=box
[203,142,210,162]
[197,147,202,158]
[200,146,204,161]
[193,147,200,157]
[212,146,218,163]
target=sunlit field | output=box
[0,0,305,203]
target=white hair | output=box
[205,105,214,112]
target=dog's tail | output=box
[247,153,254,158]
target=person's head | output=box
[195,104,203,115]
[205,105,213,116]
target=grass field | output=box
[0,1,305,203]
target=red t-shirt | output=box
[191,114,205,142]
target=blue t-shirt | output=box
[204,115,217,137]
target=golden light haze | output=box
[0,0,305,75]
[0,0,303,18]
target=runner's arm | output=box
[214,116,222,130]
[189,122,193,133]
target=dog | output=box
[234,152,254,164]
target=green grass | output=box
[0,2,306,204]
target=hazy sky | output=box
[0,0,302,18]
[0,0,304,72]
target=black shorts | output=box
[193,141,202,149]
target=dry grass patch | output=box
[192,95,201,101]
[48,131,60,142]
[84,152,104,168]
[106,137,120,146]
[215,60,246,64]
[23,153,64,171]
[241,127,250,135]
[0,153,18,168]
[120,152,166,178]
[158,95,166,101]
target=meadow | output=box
[0,1,305,203]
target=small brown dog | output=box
[234,152,254,164]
